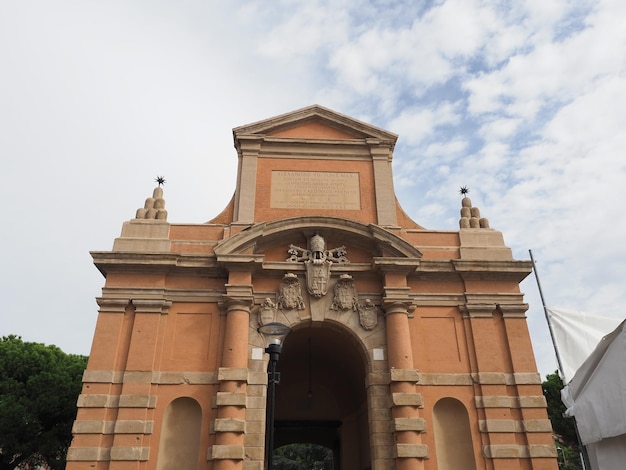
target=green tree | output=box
[0,336,88,470]
[273,443,334,470]
[542,371,583,470]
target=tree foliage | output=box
[273,443,334,470]
[542,371,583,470]
[0,336,88,470]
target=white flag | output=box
[547,307,621,383]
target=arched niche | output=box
[156,397,202,470]
[433,397,477,470]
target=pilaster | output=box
[378,259,427,470]
[211,282,254,469]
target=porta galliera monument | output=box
[67,105,558,470]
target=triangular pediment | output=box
[233,104,398,144]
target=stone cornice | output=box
[232,104,398,145]
[452,259,533,282]
[91,251,224,277]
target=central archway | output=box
[273,323,371,470]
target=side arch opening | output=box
[433,397,477,470]
[156,396,202,470]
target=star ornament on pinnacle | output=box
[155,176,166,187]
[459,186,470,197]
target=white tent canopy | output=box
[547,307,622,383]
[561,320,626,470]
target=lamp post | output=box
[257,322,292,470]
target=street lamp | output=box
[257,322,292,470]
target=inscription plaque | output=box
[270,171,361,210]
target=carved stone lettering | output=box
[271,171,360,210]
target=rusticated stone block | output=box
[118,394,157,408]
[245,408,265,421]
[483,445,521,458]
[479,419,518,433]
[396,443,429,458]
[214,418,246,433]
[244,433,264,447]
[218,367,249,381]
[66,447,111,461]
[245,420,264,434]
[370,419,393,434]
[216,392,247,406]
[394,417,426,432]
[369,407,392,421]
[420,373,472,385]
[518,395,547,408]
[529,444,558,458]
[390,368,420,383]
[114,420,153,434]
[370,396,391,408]
[248,372,268,385]
[475,396,515,408]
[523,419,553,433]
[72,420,112,434]
[210,445,245,460]
[245,446,265,461]
[367,372,390,386]
[246,396,266,409]
[82,370,123,383]
[514,372,542,384]
[474,372,507,384]
[110,446,150,461]
[392,392,424,407]
[123,371,152,383]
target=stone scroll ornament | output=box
[287,233,349,298]
[276,273,305,311]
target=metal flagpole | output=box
[529,249,590,470]
[529,249,566,377]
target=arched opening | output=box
[274,443,334,469]
[273,324,370,470]
[155,397,202,470]
[433,397,477,470]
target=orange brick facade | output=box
[67,106,558,470]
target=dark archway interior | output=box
[273,324,370,469]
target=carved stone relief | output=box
[258,298,277,325]
[287,233,349,299]
[358,298,379,331]
[331,274,358,312]
[276,273,305,311]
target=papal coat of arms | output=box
[287,233,349,298]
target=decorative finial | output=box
[135,177,168,221]
[459,186,469,197]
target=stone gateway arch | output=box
[67,105,558,470]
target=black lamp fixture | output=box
[257,322,292,470]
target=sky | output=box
[1,0,625,379]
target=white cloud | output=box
[1,0,625,381]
